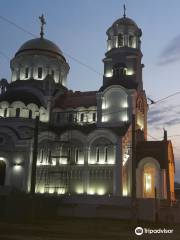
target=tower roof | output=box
[107,16,142,36]
[113,17,138,28]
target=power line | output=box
[1,14,180,105]
[0,51,9,61]
[148,91,180,107]
[63,53,102,76]
[0,15,102,77]
[0,15,36,38]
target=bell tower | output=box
[103,9,143,91]
[100,8,148,140]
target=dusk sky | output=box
[1,0,180,181]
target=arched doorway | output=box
[0,160,6,185]
[136,157,160,198]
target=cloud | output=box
[163,118,180,126]
[159,35,180,65]
[148,115,165,125]
[148,103,180,127]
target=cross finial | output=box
[123,4,126,18]
[39,14,46,39]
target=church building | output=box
[0,12,175,201]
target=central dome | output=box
[15,38,64,58]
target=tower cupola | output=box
[103,7,143,90]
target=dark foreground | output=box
[0,218,179,240]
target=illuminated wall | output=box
[100,86,129,125]
[35,129,118,196]
[53,106,97,126]
[0,100,49,122]
[11,54,69,87]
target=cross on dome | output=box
[39,14,46,39]
[123,4,126,18]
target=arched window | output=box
[16,108,20,117]
[0,160,6,186]
[25,68,29,78]
[38,67,43,79]
[29,110,32,119]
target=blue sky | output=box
[1,0,180,181]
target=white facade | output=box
[0,14,174,201]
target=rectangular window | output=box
[25,68,29,78]
[38,67,43,79]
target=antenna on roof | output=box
[39,14,46,39]
[123,4,126,18]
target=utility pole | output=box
[30,115,39,194]
[131,113,137,220]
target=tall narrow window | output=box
[118,34,123,47]
[75,148,79,163]
[144,173,152,193]
[51,70,54,78]
[69,113,73,123]
[96,147,100,163]
[25,68,29,78]
[16,108,20,117]
[29,110,32,119]
[93,112,96,122]
[38,67,43,79]
[4,108,7,117]
[80,113,84,122]
[104,147,108,162]
[143,166,155,198]
[67,148,71,163]
[129,35,134,47]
